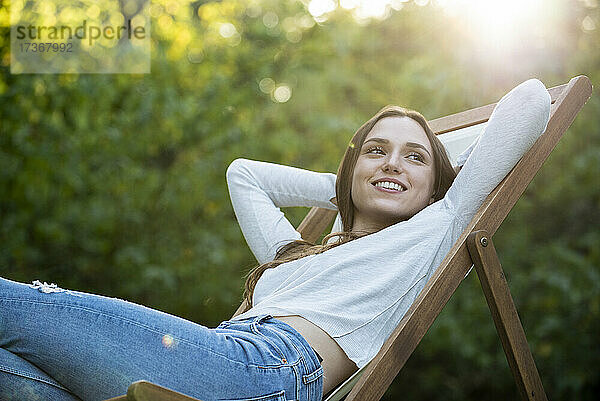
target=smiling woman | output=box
[231,79,550,396]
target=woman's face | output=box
[351,116,436,232]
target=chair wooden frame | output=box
[106,76,592,401]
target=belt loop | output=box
[254,314,273,325]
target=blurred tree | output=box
[0,0,597,399]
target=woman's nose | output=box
[382,155,403,173]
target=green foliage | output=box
[0,0,598,399]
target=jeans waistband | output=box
[245,314,323,369]
[236,314,323,369]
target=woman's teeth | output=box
[374,181,405,191]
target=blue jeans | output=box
[0,277,324,401]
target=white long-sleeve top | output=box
[226,79,551,369]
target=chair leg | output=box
[467,230,548,401]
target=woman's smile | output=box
[372,178,408,192]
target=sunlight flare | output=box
[437,0,545,50]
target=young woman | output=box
[0,79,551,401]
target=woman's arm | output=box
[226,158,338,264]
[444,79,552,225]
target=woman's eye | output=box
[366,146,385,154]
[407,152,424,162]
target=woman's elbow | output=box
[511,79,552,131]
[516,78,552,112]
[226,158,249,182]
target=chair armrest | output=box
[103,381,203,401]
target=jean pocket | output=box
[220,389,286,401]
[251,322,289,364]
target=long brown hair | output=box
[239,105,457,313]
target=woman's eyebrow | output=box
[405,142,432,158]
[362,137,388,147]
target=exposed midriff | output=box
[273,315,358,397]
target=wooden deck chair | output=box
[105,75,592,401]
